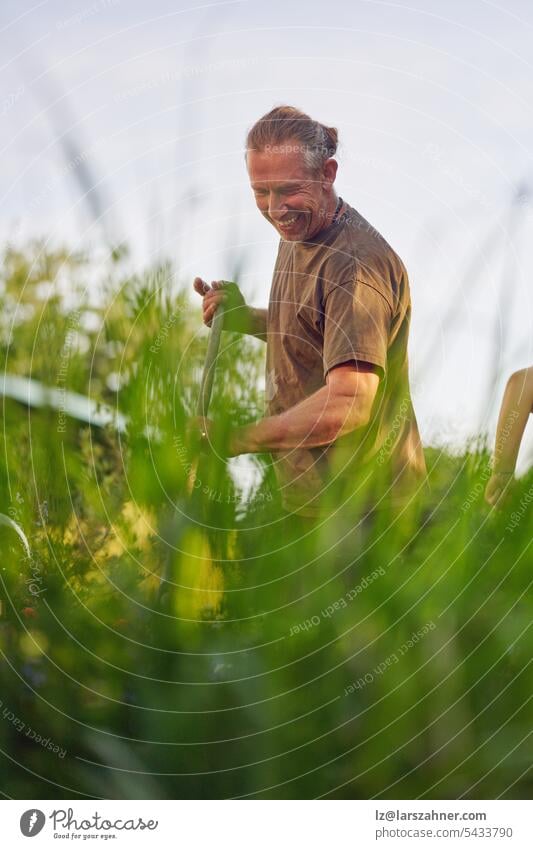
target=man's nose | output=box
[269,195,286,220]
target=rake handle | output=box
[158,304,226,607]
[195,304,225,418]
[187,304,225,495]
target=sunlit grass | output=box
[0,242,531,799]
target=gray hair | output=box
[246,105,338,173]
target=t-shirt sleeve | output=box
[322,277,392,377]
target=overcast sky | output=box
[2,0,532,468]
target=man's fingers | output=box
[195,278,227,295]
[203,302,215,326]
[204,290,226,308]
[203,292,226,323]
[195,278,228,326]
[193,277,210,296]
[203,301,221,326]
[485,483,506,507]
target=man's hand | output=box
[193,278,251,333]
[485,472,514,507]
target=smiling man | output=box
[194,105,426,518]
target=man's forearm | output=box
[245,307,267,341]
[228,384,370,456]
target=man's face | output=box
[247,141,337,241]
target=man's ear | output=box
[322,158,338,189]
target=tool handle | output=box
[186,304,225,496]
[161,304,226,603]
[195,304,224,419]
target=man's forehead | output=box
[247,145,311,183]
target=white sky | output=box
[2,0,532,469]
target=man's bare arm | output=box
[247,307,267,341]
[228,362,379,456]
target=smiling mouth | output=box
[277,213,301,230]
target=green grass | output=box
[0,242,531,799]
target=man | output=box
[194,105,426,519]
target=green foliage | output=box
[0,242,531,799]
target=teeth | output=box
[280,215,298,226]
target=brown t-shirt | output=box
[265,201,427,518]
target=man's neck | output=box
[315,193,343,236]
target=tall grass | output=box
[0,242,531,799]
